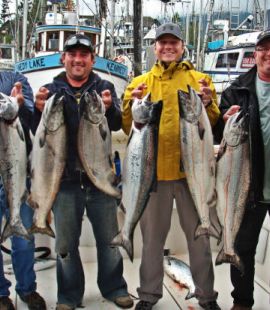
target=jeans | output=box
[0,184,36,297]
[53,180,128,307]
[231,203,270,307]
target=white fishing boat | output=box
[0,44,16,71]
[203,30,259,95]
[14,1,128,97]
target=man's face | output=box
[254,39,270,80]
[154,34,184,65]
[61,46,94,82]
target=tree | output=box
[1,0,12,24]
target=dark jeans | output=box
[231,203,270,307]
[53,180,128,307]
[0,183,36,297]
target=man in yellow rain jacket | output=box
[122,23,221,310]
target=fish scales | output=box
[0,93,29,242]
[215,111,250,273]
[178,85,221,240]
[78,91,120,198]
[28,94,67,237]
[111,94,162,261]
[164,256,196,300]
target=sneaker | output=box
[0,296,15,310]
[114,295,134,308]
[20,291,46,310]
[199,300,221,310]
[55,304,75,310]
[231,304,252,310]
[135,300,156,310]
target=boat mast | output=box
[110,0,116,59]
[133,0,142,76]
[99,0,108,58]
[200,0,215,70]
[196,0,202,71]
[22,0,28,60]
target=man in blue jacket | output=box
[34,33,133,310]
[0,71,46,310]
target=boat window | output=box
[47,32,59,51]
[0,48,12,59]
[216,52,239,68]
[241,51,255,69]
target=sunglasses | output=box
[65,36,93,49]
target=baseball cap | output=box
[155,23,183,41]
[256,29,270,46]
[64,33,94,52]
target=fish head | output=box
[178,85,202,123]
[83,91,105,124]
[0,92,19,121]
[131,93,152,124]
[224,111,249,147]
[43,94,65,132]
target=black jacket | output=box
[32,71,122,175]
[218,65,264,205]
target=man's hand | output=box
[10,82,24,106]
[131,83,147,99]
[101,89,112,110]
[198,78,213,107]
[223,105,241,122]
[35,87,49,112]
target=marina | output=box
[0,1,270,310]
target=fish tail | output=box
[194,224,209,239]
[1,221,30,243]
[110,232,134,262]
[185,290,196,300]
[209,224,222,241]
[28,222,55,238]
[215,249,244,274]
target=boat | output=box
[14,0,128,98]
[0,44,16,71]
[203,29,259,95]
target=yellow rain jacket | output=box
[122,60,220,181]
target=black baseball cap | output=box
[155,23,183,41]
[256,29,270,46]
[64,33,95,52]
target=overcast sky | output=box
[1,0,269,20]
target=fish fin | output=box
[119,202,126,214]
[99,123,107,141]
[39,128,47,147]
[185,291,196,300]
[16,123,25,141]
[110,232,134,262]
[216,139,227,162]
[1,220,30,243]
[27,195,39,209]
[197,121,205,140]
[28,222,55,238]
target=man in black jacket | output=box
[218,29,270,310]
[34,34,133,310]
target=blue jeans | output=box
[53,180,128,307]
[0,185,36,297]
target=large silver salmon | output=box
[164,256,196,300]
[178,85,221,240]
[111,94,162,261]
[28,94,67,238]
[0,94,29,242]
[215,111,250,273]
[78,91,120,198]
